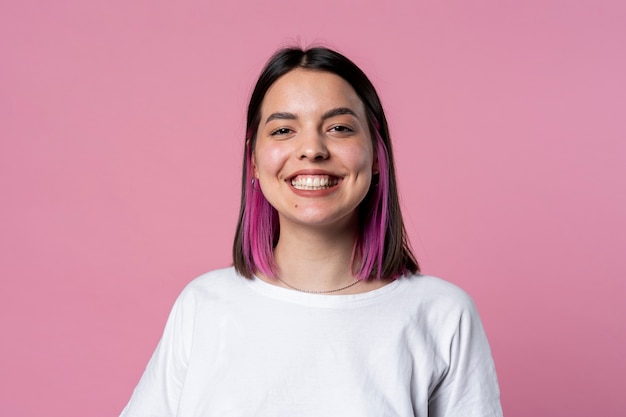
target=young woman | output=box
[120,47,503,417]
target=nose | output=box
[297,131,329,161]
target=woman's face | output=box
[252,68,375,232]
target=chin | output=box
[281,211,358,231]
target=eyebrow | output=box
[265,112,297,123]
[264,107,357,124]
[322,107,357,120]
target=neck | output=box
[272,221,358,292]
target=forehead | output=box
[260,69,366,116]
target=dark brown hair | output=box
[233,46,419,280]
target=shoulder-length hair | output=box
[233,46,419,280]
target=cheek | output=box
[342,144,375,172]
[254,144,289,177]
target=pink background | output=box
[1,1,625,416]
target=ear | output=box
[247,139,258,178]
[372,156,379,175]
[251,149,259,178]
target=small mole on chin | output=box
[294,205,298,208]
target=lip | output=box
[286,169,343,180]
[286,169,343,196]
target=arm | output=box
[120,286,197,417]
[428,297,503,417]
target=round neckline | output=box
[244,274,406,308]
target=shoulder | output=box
[185,266,242,289]
[392,274,483,331]
[398,274,476,309]
[174,266,247,306]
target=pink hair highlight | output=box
[242,133,278,278]
[353,126,391,280]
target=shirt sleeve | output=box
[428,295,503,417]
[119,285,197,417]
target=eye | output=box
[270,127,293,136]
[328,125,355,134]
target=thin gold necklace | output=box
[275,276,361,294]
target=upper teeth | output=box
[291,175,338,190]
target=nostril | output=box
[299,150,329,160]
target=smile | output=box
[290,175,340,190]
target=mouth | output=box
[289,174,341,191]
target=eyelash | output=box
[269,125,354,136]
[270,127,293,136]
[329,125,354,133]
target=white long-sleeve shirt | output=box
[121,267,502,417]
